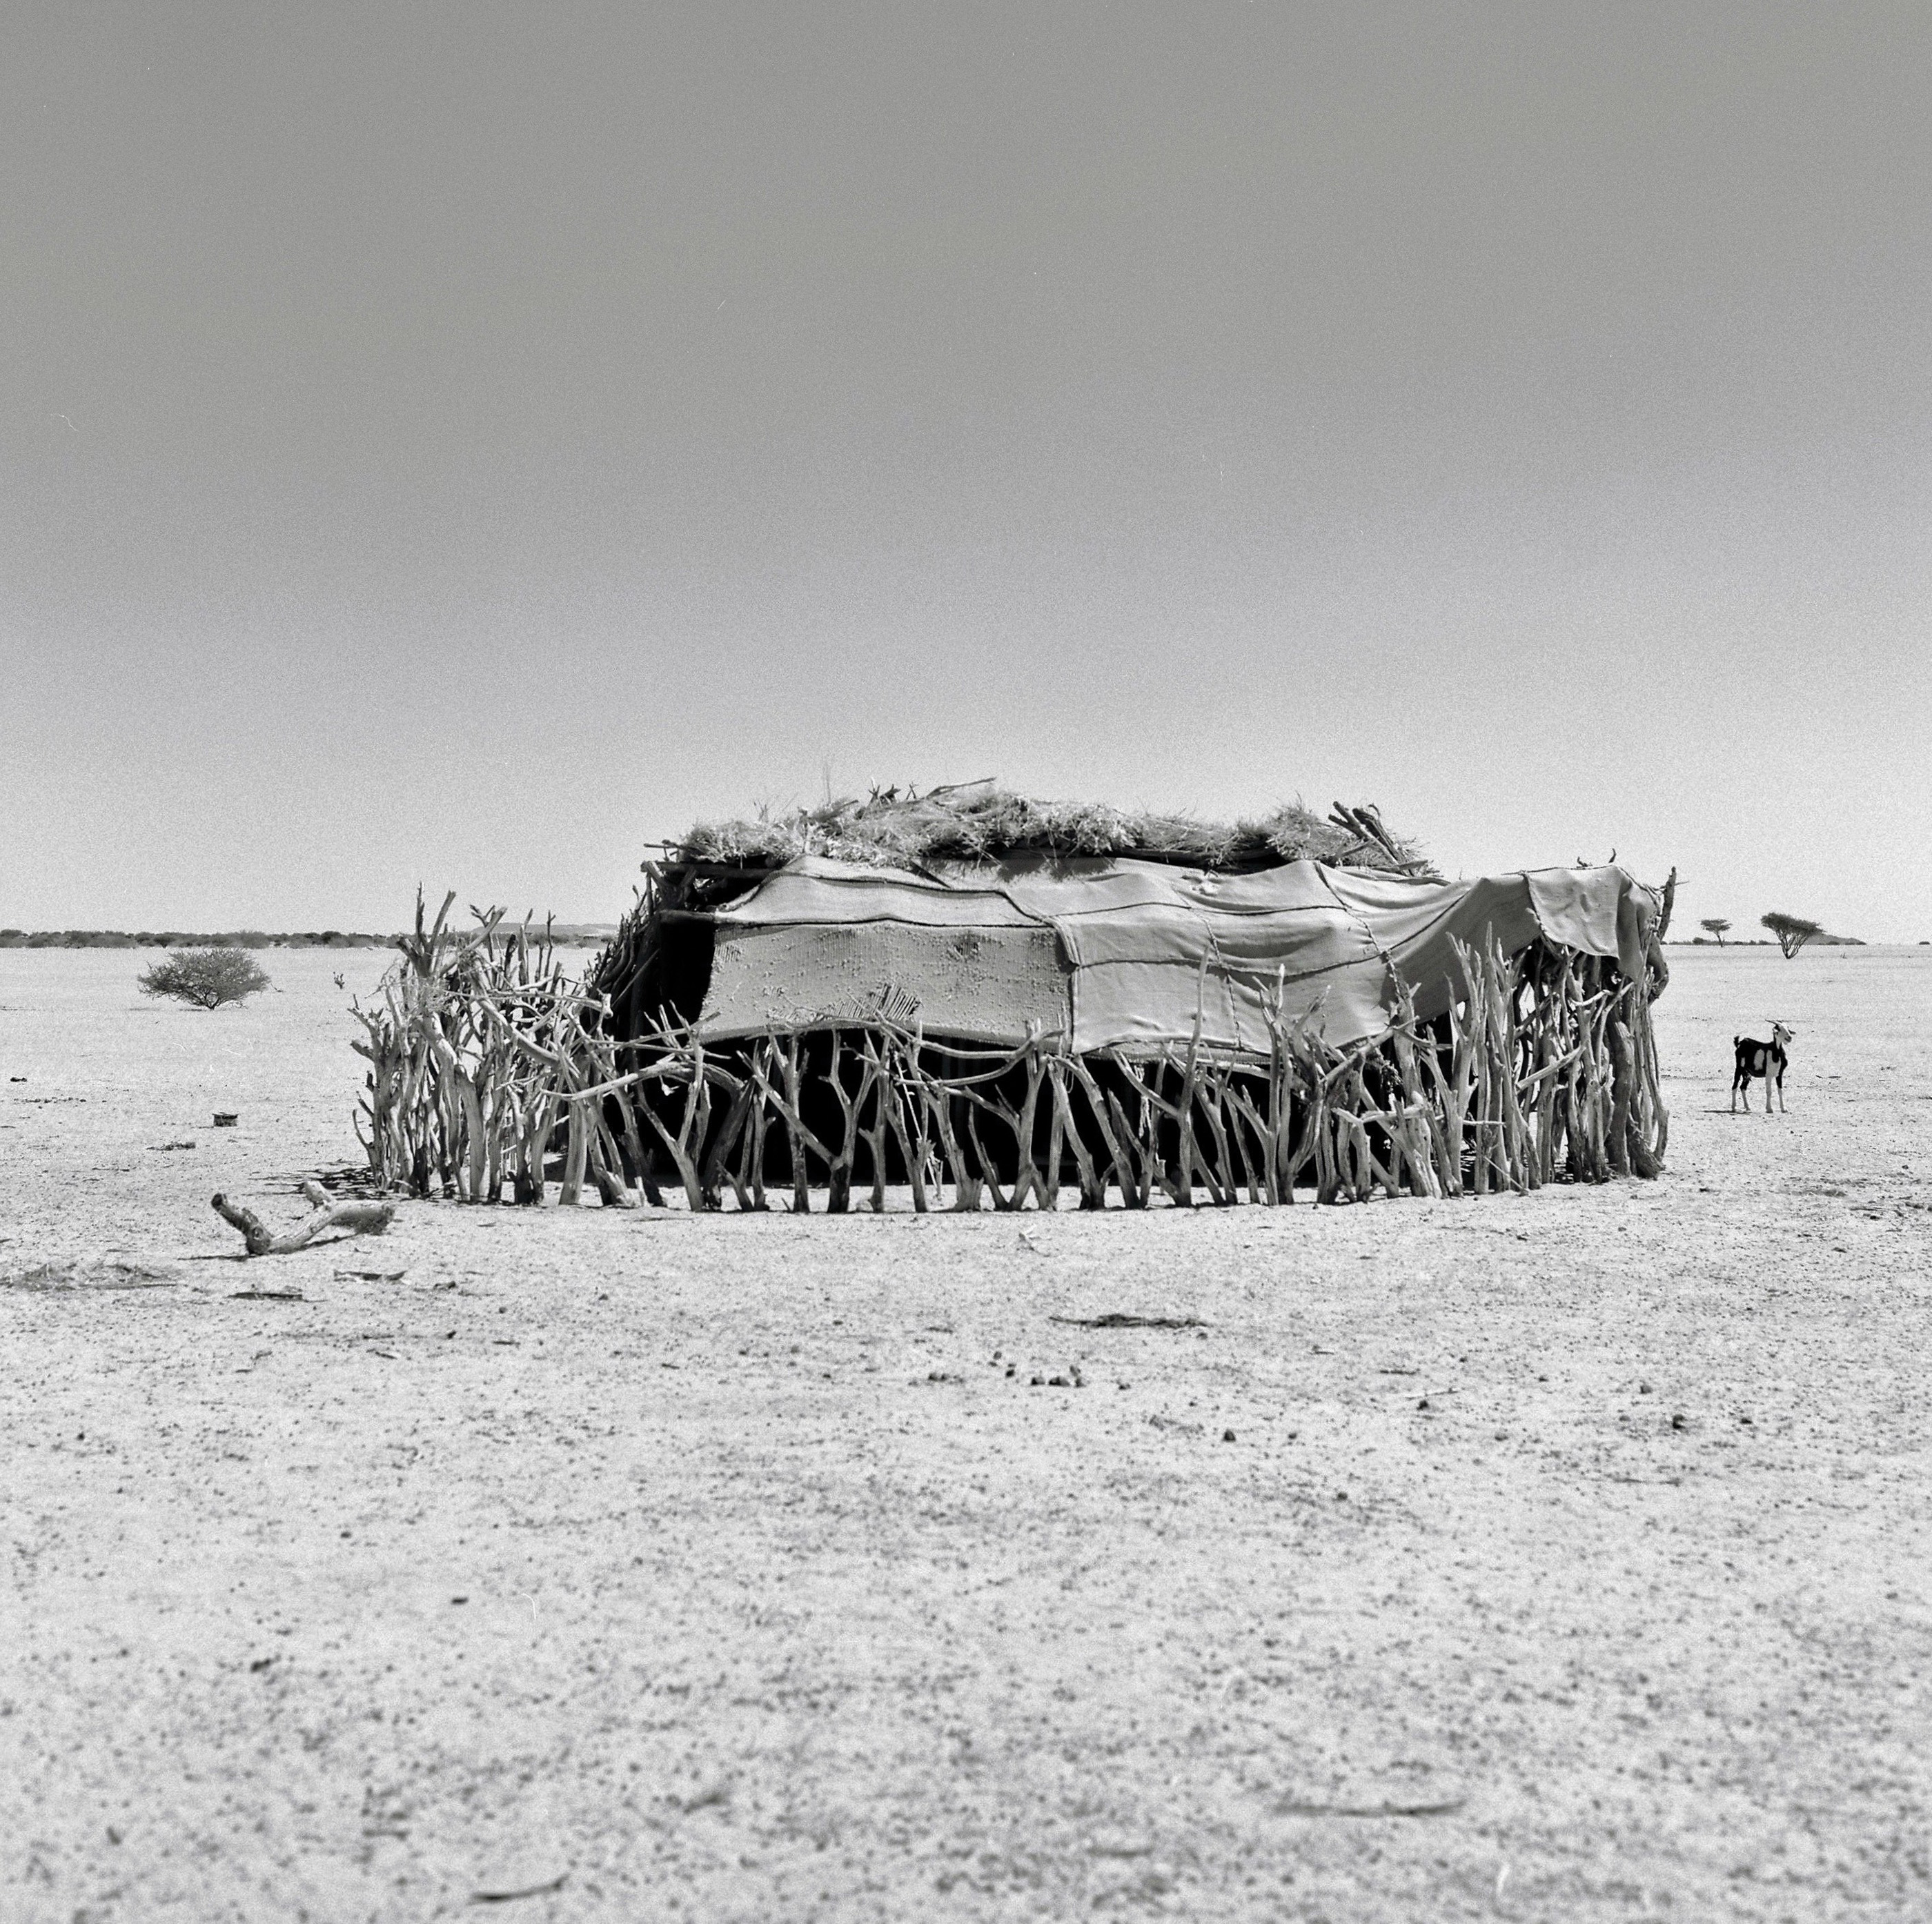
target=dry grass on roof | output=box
[669,782,1433,876]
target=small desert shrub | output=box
[138,948,272,1010]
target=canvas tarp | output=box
[694,854,1657,1053]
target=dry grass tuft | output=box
[670,782,1431,876]
[2,1258,179,1292]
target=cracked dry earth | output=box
[2,946,1928,1923]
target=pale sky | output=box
[4,4,1929,938]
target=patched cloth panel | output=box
[693,855,1657,1052]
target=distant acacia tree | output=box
[138,947,272,1009]
[1699,918,1732,946]
[1761,912,1824,960]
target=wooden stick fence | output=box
[354,907,1668,1208]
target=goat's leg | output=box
[1776,1065,1786,1114]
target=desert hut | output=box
[355,784,1667,1209]
[519,782,1665,1210]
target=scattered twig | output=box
[471,1872,568,1904]
[1049,1313,1204,1330]
[1276,1797,1466,1818]
[212,1180,395,1257]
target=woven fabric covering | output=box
[694,855,1657,1052]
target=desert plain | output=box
[2,942,1927,1922]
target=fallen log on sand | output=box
[211,1181,395,1257]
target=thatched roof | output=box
[661,782,1432,877]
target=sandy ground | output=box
[3,944,1929,1923]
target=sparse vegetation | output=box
[138,948,272,1010]
[1699,918,1731,946]
[1762,912,1825,960]
[675,781,1435,875]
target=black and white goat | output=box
[1731,1022,1794,1113]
